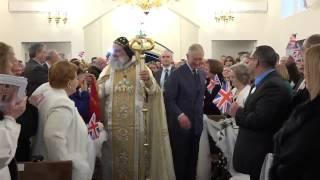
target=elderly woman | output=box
[31,61,96,180]
[270,45,320,180]
[230,64,251,107]
[0,42,27,180]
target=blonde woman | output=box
[271,45,320,180]
[276,64,292,93]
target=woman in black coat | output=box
[202,59,226,115]
[270,45,320,180]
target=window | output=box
[281,0,307,17]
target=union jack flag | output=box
[207,75,221,91]
[213,82,232,114]
[78,51,85,59]
[88,113,99,140]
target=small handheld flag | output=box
[207,75,221,91]
[89,79,101,123]
[213,82,232,114]
[88,113,99,140]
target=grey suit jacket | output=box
[164,63,206,135]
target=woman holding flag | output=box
[229,63,251,107]
[202,59,226,115]
[198,61,251,180]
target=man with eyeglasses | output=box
[229,46,292,180]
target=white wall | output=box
[84,18,103,60]
[261,0,320,56]
[1,0,85,61]
[3,0,320,61]
[22,42,72,60]
[84,6,200,61]
[169,0,269,58]
[212,40,257,59]
[83,0,269,60]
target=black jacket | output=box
[16,59,47,161]
[233,71,292,180]
[203,74,225,115]
[270,96,320,180]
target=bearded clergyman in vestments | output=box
[98,37,175,180]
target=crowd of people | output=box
[0,34,319,180]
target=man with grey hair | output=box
[44,50,62,71]
[230,45,292,180]
[24,43,48,95]
[165,44,206,180]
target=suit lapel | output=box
[181,63,194,81]
[244,71,277,106]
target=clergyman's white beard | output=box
[109,55,133,70]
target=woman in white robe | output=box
[0,115,23,180]
[31,61,96,180]
[0,42,27,180]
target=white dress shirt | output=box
[45,62,51,69]
[160,65,173,89]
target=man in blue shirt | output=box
[230,45,292,180]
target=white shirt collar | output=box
[163,65,173,72]
[186,62,197,73]
[46,62,51,69]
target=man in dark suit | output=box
[24,43,48,96]
[154,50,175,91]
[165,44,206,180]
[230,45,292,180]
[15,43,48,161]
